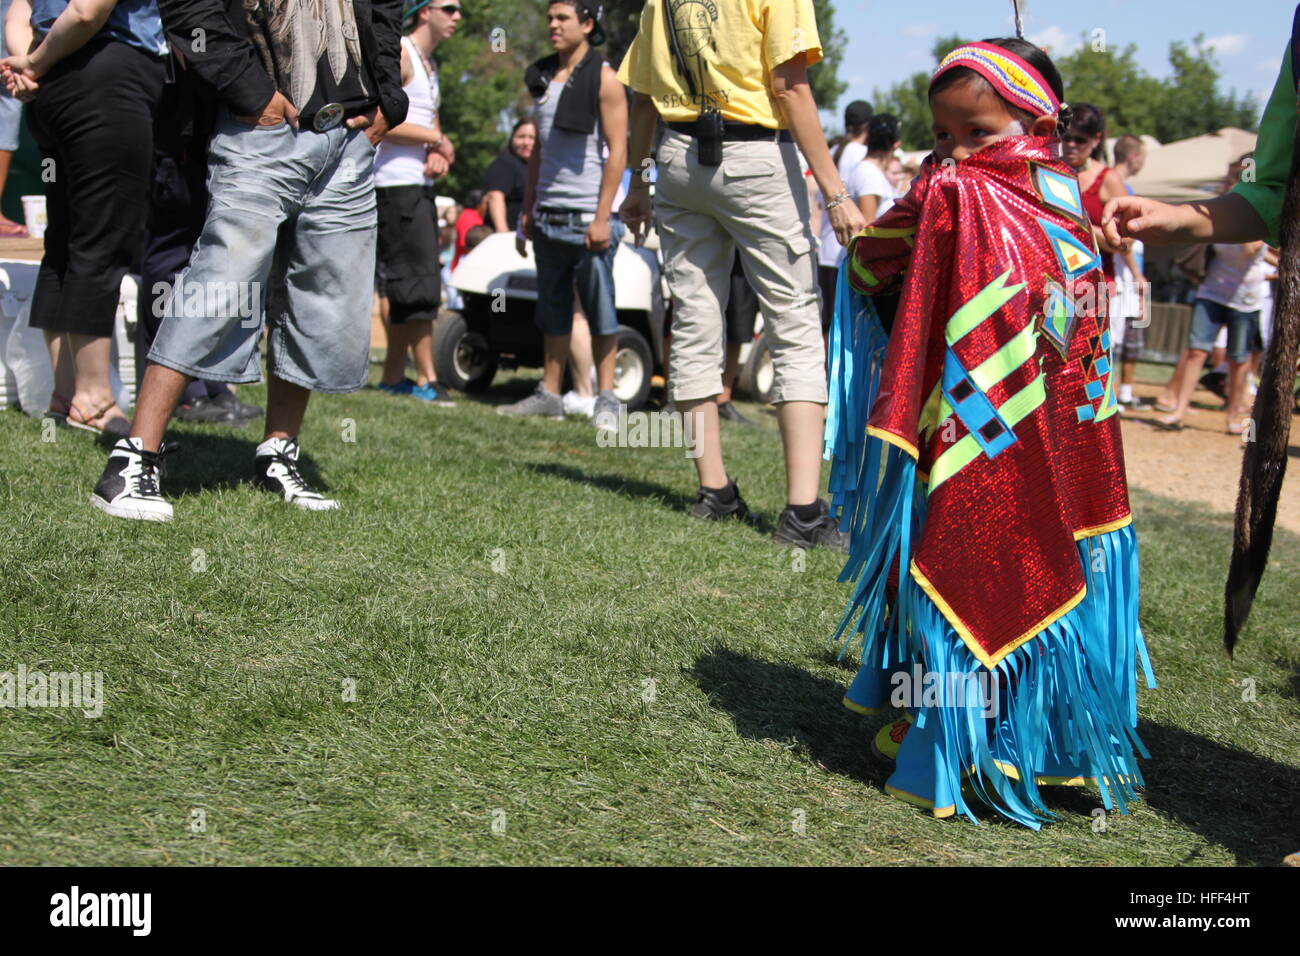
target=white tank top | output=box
[374,36,437,188]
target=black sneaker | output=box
[174,395,244,425]
[717,401,753,425]
[90,438,174,522]
[774,498,848,552]
[210,390,264,420]
[690,480,758,524]
[253,437,339,511]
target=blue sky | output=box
[830,0,1293,134]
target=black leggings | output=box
[27,38,164,338]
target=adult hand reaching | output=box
[1102,195,1184,250]
[829,196,866,248]
[618,188,652,248]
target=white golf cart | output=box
[438,230,774,410]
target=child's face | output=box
[929,78,1027,163]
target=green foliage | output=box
[433,1,548,200]
[435,0,848,198]
[871,31,1260,151]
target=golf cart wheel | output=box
[613,324,653,411]
[739,337,775,405]
[434,310,497,392]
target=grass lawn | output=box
[1,367,1297,866]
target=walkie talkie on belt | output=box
[663,0,723,166]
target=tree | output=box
[434,0,549,199]
[870,31,1259,152]
[438,0,849,197]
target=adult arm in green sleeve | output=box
[1232,42,1296,247]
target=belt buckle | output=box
[313,103,344,132]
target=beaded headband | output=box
[931,41,1061,118]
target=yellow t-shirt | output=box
[615,0,823,128]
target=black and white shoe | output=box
[90,438,174,522]
[253,437,339,511]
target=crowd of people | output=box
[1,0,1294,830]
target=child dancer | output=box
[824,37,1155,828]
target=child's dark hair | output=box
[867,114,900,153]
[1065,103,1107,162]
[928,37,1071,137]
[465,224,493,254]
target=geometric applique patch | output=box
[1038,276,1076,360]
[1076,317,1119,423]
[1036,217,1100,280]
[1028,161,1089,231]
[941,348,1018,460]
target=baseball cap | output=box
[844,100,873,128]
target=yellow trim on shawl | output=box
[910,561,1088,670]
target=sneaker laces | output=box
[265,443,316,497]
[133,442,173,499]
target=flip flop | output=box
[1152,401,1178,414]
[1150,417,1184,432]
[0,221,29,238]
[67,399,131,437]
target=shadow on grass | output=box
[525,461,695,514]
[1138,720,1300,866]
[693,648,1300,861]
[152,431,328,499]
[690,648,881,783]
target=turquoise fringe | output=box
[825,262,1157,827]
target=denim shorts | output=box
[148,113,378,393]
[532,212,624,336]
[1188,297,1259,363]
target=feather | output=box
[1223,119,1300,655]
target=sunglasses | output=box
[435,4,462,13]
[1062,135,1093,146]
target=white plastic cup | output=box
[20,195,46,239]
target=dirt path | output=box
[1120,381,1300,535]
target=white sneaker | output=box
[90,437,174,522]
[562,390,596,418]
[253,437,340,511]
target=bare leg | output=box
[1226,359,1250,424]
[264,375,311,441]
[592,332,617,394]
[776,400,823,506]
[130,362,192,452]
[1160,348,1207,425]
[1157,352,1189,409]
[679,396,726,488]
[568,301,595,398]
[381,320,411,385]
[541,334,568,396]
[0,150,22,231]
[719,341,741,405]
[66,333,129,432]
[408,318,436,385]
[44,330,75,410]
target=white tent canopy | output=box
[894,128,1257,203]
[1124,127,1257,202]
